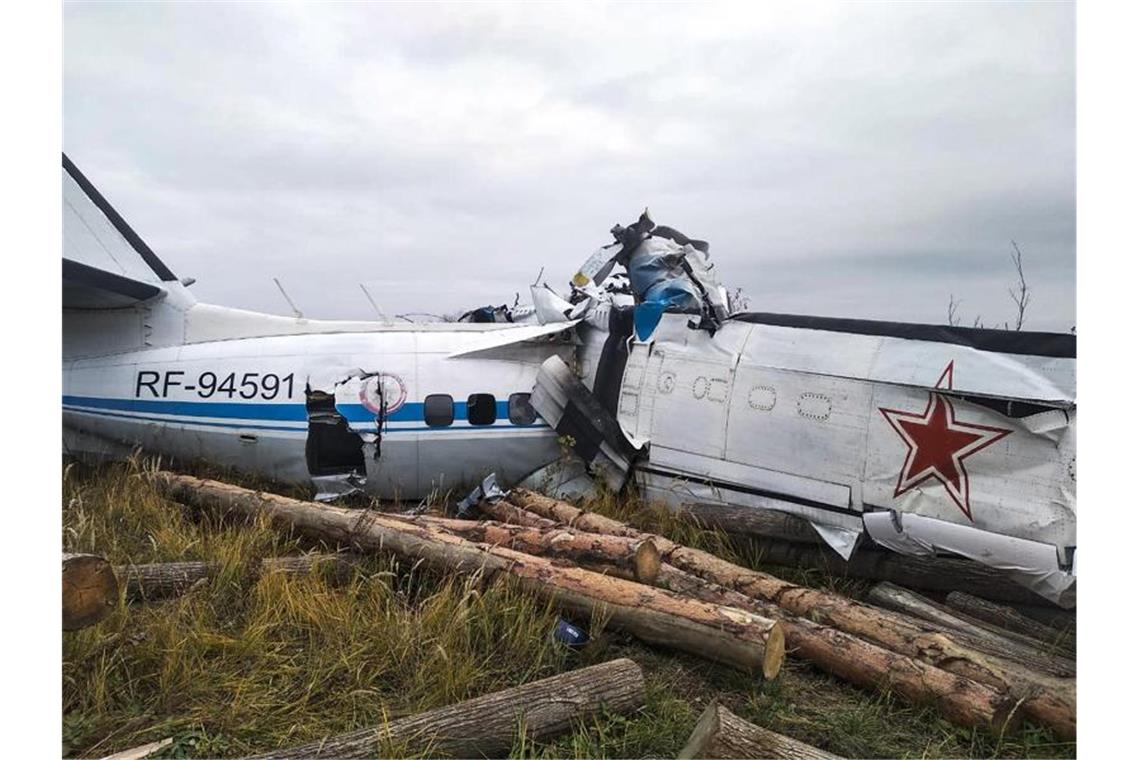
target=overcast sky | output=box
[64,1,1075,331]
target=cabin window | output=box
[508,393,537,425]
[424,394,454,427]
[467,394,497,426]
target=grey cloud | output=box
[64,1,1074,331]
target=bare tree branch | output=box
[1007,240,1031,331]
[946,294,961,327]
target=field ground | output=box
[62,460,1076,758]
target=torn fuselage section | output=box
[530,355,645,494]
[303,369,401,501]
[304,386,368,501]
[570,210,730,341]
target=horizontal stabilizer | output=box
[63,258,165,309]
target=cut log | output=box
[63,553,119,630]
[435,508,1016,729]
[679,502,828,545]
[152,472,785,678]
[117,554,356,602]
[866,583,1075,678]
[1007,601,1077,631]
[679,702,843,759]
[602,560,1021,733]
[414,516,661,583]
[744,538,1046,607]
[247,658,646,759]
[945,591,1075,653]
[475,498,561,530]
[505,489,1074,740]
[493,498,1022,733]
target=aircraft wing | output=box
[446,320,581,359]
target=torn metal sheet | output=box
[518,458,599,502]
[810,524,863,560]
[864,510,1075,607]
[530,285,576,324]
[456,472,508,518]
[311,473,365,502]
[531,355,644,493]
[572,242,623,288]
[626,236,706,313]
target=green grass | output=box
[63,460,1076,758]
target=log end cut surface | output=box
[634,539,662,583]
[763,621,786,680]
[63,553,119,631]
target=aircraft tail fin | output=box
[63,153,182,309]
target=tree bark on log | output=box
[742,538,1046,607]
[246,658,646,759]
[476,498,561,530]
[117,554,357,602]
[63,553,119,631]
[453,505,1016,729]
[505,489,1073,740]
[489,497,1022,733]
[678,503,828,545]
[413,516,661,583]
[866,583,1075,678]
[599,557,1021,733]
[945,591,1075,654]
[1007,601,1077,632]
[152,473,785,678]
[678,702,844,760]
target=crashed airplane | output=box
[62,154,1076,606]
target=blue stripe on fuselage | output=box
[62,395,541,430]
[62,395,308,420]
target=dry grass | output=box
[63,460,1076,758]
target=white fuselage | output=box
[63,326,575,499]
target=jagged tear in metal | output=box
[456,472,508,518]
[530,356,644,493]
[863,511,1076,607]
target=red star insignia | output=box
[878,362,1011,521]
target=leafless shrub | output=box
[1008,240,1031,331]
[946,241,1032,331]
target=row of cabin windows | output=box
[423,392,537,428]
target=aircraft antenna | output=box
[272,277,304,319]
[359,283,391,323]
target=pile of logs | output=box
[499,488,1075,739]
[66,470,1077,749]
